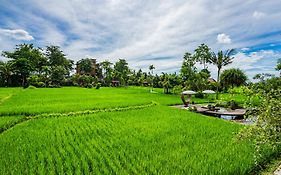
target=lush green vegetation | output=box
[0,43,279,174]
[0,87,260,174]
[0,87,176,116]
[0,105,255,174]
[0,87,225,116]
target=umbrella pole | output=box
[181,94,188,107]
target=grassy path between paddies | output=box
[0,94,13,105]
[0,101,157,134]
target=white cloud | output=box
[241,47,250,51]
[253,11,266,19]
[1,0,281,77]
[217,33,231,44]
[224,50,281,79]
[0,29,34,40]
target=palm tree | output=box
[210,49,235,98]
[149,65,155,92]
[149,64,155,75]
[0,61,13,86]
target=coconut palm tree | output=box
[149,65,155,92]
[149,64,155,75]
[210,49,235,98]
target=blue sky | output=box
[0,0,281,79]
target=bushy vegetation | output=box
[220,68,247,90]
[238,77,281,170]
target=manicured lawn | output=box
[0,87,258,174]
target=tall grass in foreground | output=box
[0,106,255,174]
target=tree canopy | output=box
[220,68,247,89]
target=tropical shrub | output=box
[220,68,247,90]
[238,77,281,171]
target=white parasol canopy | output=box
[202,90,215,94]
[182,90,196,95]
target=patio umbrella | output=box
[181,90,196,107]
[202,90,215,103]
[182,90,196,95]
[202,90,215,94]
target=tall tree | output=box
[210,49,235,98]
[160,73,171,94]
[11,58,33,86]
[45,46,73,75]
[180,52,196,81]
[45,46,73,85]
[149,65,155,75]
[220,68,247,89]
[2,44,47,73]
[149,65,155,92]
[2,44,47,86]
[50,66,66,86]
[77,58,94,75]
[193,43,212,69]
[113,59,129,85]
[100,60,113,86]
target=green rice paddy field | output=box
[0,87,257,174]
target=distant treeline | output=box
[3,43,275,94]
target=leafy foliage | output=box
[238,77,281,170]
[220,68,247,89]
[210,49,235,98]
[193,43,212,69]
[76,58,94,75]
[113,59,130,85]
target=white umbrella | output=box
[202,90,215,94]
[202,90,215,103]
[182,90,196,95]
[181,90,196,107]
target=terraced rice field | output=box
[0,87,257,174]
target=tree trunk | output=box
[216,68,220,99]
[22,76,25,87]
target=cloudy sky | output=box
[0,0,281,79]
